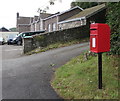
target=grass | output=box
[26,38,89,55]
[51,52,119,100]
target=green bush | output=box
[106,2,120,55]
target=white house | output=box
[0,27,19,42]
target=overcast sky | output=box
[0,0,74,29]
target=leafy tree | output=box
[9,27,17,32]
[106,2,120,55]
[71,2,102,9]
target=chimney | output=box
[17,12,19,18]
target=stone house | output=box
[16,13,32,33]
[38,6,83,32]
[16,12,52,33]
[24,6,83,33]
[17,4,106,33]
[58,4,106,30]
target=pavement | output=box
[1,42,89,99]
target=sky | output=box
[0,0,74,29]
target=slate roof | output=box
[40,13,52,19]
[17,16,31,25]
[43,6,83,21]
[0,27,10,32]
[58,4,106,24]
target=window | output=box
[81,19,86,26]
[52,23,56,31]
[59,24,62,30]
[48,24,51,32]
[35,23,37,31]
[40,19,43,30]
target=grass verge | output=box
[26,38,89,55]
[51,52,119,100]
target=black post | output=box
[98,53,102,89]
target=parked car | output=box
[7,35,18,45]
[0,37,5,45]
[7,39,13,45]
[13,30,45,45]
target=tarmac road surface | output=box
[1,43,89,99]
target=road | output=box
[1,43,89,99]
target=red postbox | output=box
[90,23,110,53]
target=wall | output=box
[17,25,31,33]
[31,23,35,31]
[23,25,89,53]
[35,22,40,31]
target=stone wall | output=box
[23,25,90,53]
[23,37,33,54]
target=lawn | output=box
[51,52,119,100]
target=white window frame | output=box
[40,19,43,30]
[52,23,56,31]
[48,24,51,32]
[35,23,37,31]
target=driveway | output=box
[2,45,23,60]
[2,43,89,99]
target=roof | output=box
[0,27,10,32]
[43,6,83,21]
[40,13,52,19]
[32,13,53,23]
[58,4,106,24]
[34,16,39,21]
[17,16,31,25]
[58,6,83,15]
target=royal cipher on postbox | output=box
[90,23,110,53]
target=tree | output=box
[106,2,120,55]
[71,2,101,9]
[9,27,17,32]
[37,0,62,13]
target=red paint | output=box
[90,23,110,53]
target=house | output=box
[0,27,10,32]
[41,6,83,32]
[16,4,106,33]
[16,12,52,33]
[31,13,52,32]
[0,27,19,42]
[58,4,106,30]
[16,13,32,33]
[17,6,83,33]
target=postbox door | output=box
[90,35,98,53]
